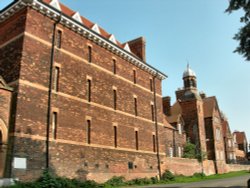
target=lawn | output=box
[162,170,249,184]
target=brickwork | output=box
[0,79,12,177]
[0,4,166,181]
[162,158,216,176]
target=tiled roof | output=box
[42,0,129,53]
[234,131,247,144]
[203,96,216,118]
[163,116,175,130]
[222,120,230,137]
[166,102,182,123]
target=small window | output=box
[128,162,133,169]
[87,79,91,102]
[134,97,138,116]
[178,146,182,157]
[169,147,173,157]
[151,104,154,121]
[54,66,60,92]
[56,30,62,48]
[114,126,117,148]
[152,134,156,152]
[88,46,92,63]
[113,89,117,110]
[113,59,116,74]
[150,78,153,92]
[105,164,109,169]
[52,112,57,139]
[178,124,182,135]
[86,120,91,144]
[133,70,136,84]
[135,130,139,150]
[216,128,221,141]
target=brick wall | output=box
[0,7,166,181]
[162,158,216,176]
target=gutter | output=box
[46,13,61,169]
[153,74,162,179]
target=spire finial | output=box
[186,59,190,69]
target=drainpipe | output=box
[46,15,61,170]
[153,74,162,179]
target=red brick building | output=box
[233,131,248,162]
[164,65,229,173]
[222,117,236,163]
[0,0,168,182]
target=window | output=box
[128,162,133,169]
[228,139,232,147]
[54,66,60,92]
[52,112,57,139]
[133,70,136,84]
[229,153,233,160]
[150,78,153,92]
[113,59,116,74]
[151,104,154,121]
[87,79,91,102]
[216,128,221,141]
[178,123,182,134]
[134,97,138,116]
[113,89,117,110]
[233,153,236,160]
[178,146,182,157]
[152,134,156,152]
[114,126,117,148]
[135,130,139,150]
[56,30,62,48]
[88,46,92,63]
[169,147,173,157]
[86,120,91,144]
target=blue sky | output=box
[1,0,250,141]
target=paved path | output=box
[138,174,250,188]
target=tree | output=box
[226,0,250,61]
[183,141,196,159]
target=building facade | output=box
[0,0,168,182]
[222,118,236,163]
[164,65,230,173]
[233,131,248,162]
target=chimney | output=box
[200,91,206,99]
[127,37,146,62]
[162,96,171,116]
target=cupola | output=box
[182,64,197,89]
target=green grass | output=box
[162,170,250,184]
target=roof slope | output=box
[234,131,247,144]
[166,102,182,123]
[42,0,131,54]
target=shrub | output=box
[162,170,175,181]
[6,170,101,188]
[193,172,206,178]
[183,142,196,159]
[129,177,152,185]
[150,176,159,184]
[104,176,125,187]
